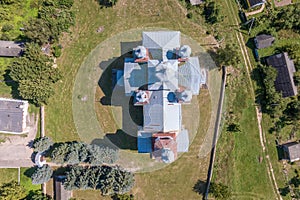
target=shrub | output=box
[1,23,14,32]
[31,165,53,184]
[32,136,53,153]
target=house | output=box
[246,0,265,8]
[0,41,24,57]
[265,52,298,97]
[189,0,204,6]
[0,98,29,134]
[254,34,275,49]
[122,31,206,163]
[282,142,300,162]
[54,176,72,200]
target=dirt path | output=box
[224,0,282,199]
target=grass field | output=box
[0,0,282,199]
[0,168,40,196]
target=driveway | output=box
[0,113,38,168]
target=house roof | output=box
[189,0,204,6]
[137,132,152,153]
[283,142,300,162]
[142,31,180,50]
[177,129,189,152]
[124,62,148,96]
[152,132,177,163]
[178,57,203,95]
[254,34,275,49]
[148,59,178,91]
[0,98,28,133]
[143,90,182,132]
[265,52,298,97]
[54,176,72,200]
[0,41,23,57]
[246,0,265,8]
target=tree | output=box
[88,145,118,165]
[112,193,134,200]
[31,165,53,184]
[284,100,300,121]
[32,136,53,152]
[64,166,135,195]
[216,44,241,67]
[25,190,52,200]
[203,1,223,24]
[0,181,26,200]
[9,43,61,106]
[209,182,231,199]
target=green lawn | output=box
[0,168,18,185]
[0,168,40,196]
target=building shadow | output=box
[91,129,137,150]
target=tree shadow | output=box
[251,67,265,106]
[96,0,116,8]
[91,129,137,150]
[3,69,21,99]
[23,167,37,178]
[276,144,285,160]
[193,179,207,195]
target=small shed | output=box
[189,0,204,6]
[54,176,72,200]
[282,142,300,162]
[0,98,28,134]
[254,34,275,49]
[0,41,24,57]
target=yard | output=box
[0,0,283,199]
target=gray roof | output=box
[0,98,28,133]
[143,31,180,51]
[0,41,23,57]
[283,142,300,162]
[148,60,178,91]
[265,52,298,97]
[124,62,148,96]
[254,34,275,49]
[143,90,182,132]
[177,129,189,152]
[178,57,203,95]
[190,0,204,5]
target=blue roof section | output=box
[177,129,189,152]
[138,132,152,153]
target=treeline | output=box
[64,165,134,195]
[24,0,75,45]
[50,141,118,165]
[9,43,61,105]
[8,0,75,105]
[32,137,119,165]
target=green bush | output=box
[52,45,62,58]
[1,24,14,32]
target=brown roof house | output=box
[0,41,24,57]
[254,34,275,49]
[282,142,300,162]
[121,31,207,163]
[0,98,29,134]
[265,52,298,98]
